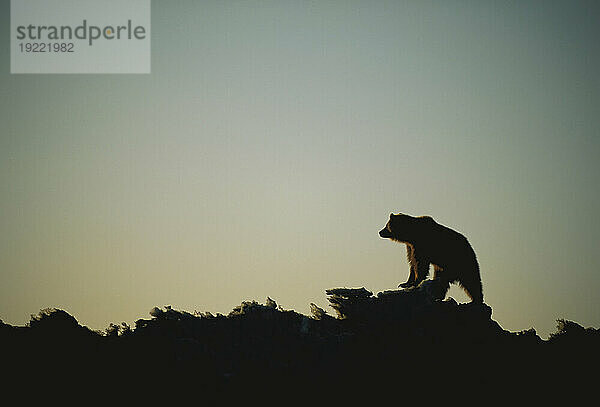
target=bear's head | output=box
[379,213,434,243]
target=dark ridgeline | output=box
[1,284,598,398]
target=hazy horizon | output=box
[1,0,599,339]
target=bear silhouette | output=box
[379,213,483,303]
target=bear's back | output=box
[426,221,476,263]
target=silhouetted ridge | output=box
[1,282,598,395]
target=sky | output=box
[1,0,599,339]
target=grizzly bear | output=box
[379,213,483,303]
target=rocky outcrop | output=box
[1,281,597,395]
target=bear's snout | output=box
[379,228,392,238]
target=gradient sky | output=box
[1,0,599,338]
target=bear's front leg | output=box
[399,245,418,288]
[411,252,431,287]
[398,279,415,288]
[398,264,416,287]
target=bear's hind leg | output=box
[460,278,484,304]
[445,264,483,304]
[431,266,451,301]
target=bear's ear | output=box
[390,213,396,218]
